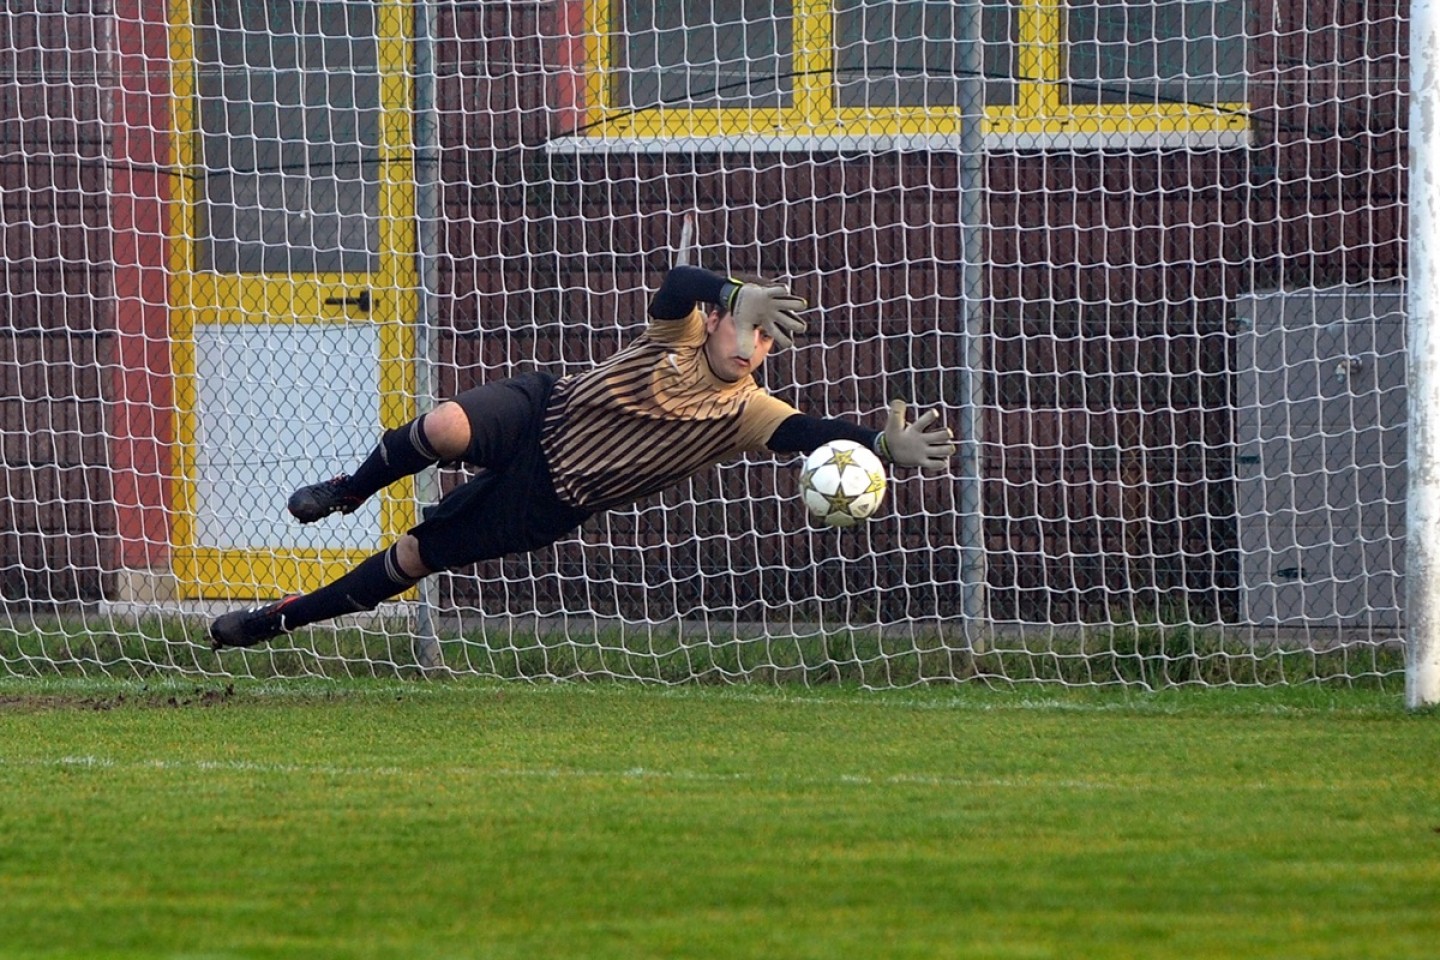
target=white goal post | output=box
[0,0,1420,693]
[1408,0,1440,707]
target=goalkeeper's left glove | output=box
[723,280,808,358]
[874,399,956,469]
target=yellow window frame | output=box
[581,0,1248,143]
[166,0,421,598]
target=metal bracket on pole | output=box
[675,211,696,267]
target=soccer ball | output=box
[799,440,888,528]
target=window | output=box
[198,0,383,272]
[614,0,795,109]
[833,0,1017,107]
[1066,0,1247,105]
[578,0,1248,148]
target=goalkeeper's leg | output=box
[213,454,585,649]
[210,534,432,648]
[288,402,472,523]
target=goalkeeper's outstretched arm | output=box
[768,400,956,470]
[649,266,807,357]
[648,265,730,320]
[768,414,879,455]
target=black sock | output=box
[345,415,442,501]
[281,545,423,630]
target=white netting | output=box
[0,0,1408,686]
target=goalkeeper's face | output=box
[703,307,773,382]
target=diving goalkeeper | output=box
[210,265,956,648]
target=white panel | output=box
[1234,285,1406,626]
[193,322,383,551]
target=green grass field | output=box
[0,679,1435,959]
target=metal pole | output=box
[957,1,987,631]
[411,0,444,672]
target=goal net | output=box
[0,0,1408,687]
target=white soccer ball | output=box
[799,439,888,528]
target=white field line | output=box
[0,754,1126,792]
[500,682,1357,717]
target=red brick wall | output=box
[0,0,116,602]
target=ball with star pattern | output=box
[798,440,888,528]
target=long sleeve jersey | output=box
[539,268,800,511]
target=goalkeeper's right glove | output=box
[723,280,808,359]
[875,399,956,469]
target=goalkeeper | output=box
[210,265,956,648]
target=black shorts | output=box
[408,372,590,572]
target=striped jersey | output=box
[540,309,798,511]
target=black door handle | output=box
[323,290,372,312]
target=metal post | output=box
[411,0,444,672]
[957,1,987,631]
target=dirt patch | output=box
[0,684,238,712]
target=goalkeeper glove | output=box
[874,399,956,469]
[723,280,808,359]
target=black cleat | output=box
[210,596,300,650]
[287,475,364,523]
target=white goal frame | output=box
[1408,0,1440,707]
[0,0,1424,696]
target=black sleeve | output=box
[648,265,732,321]
[766,413,881,455]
